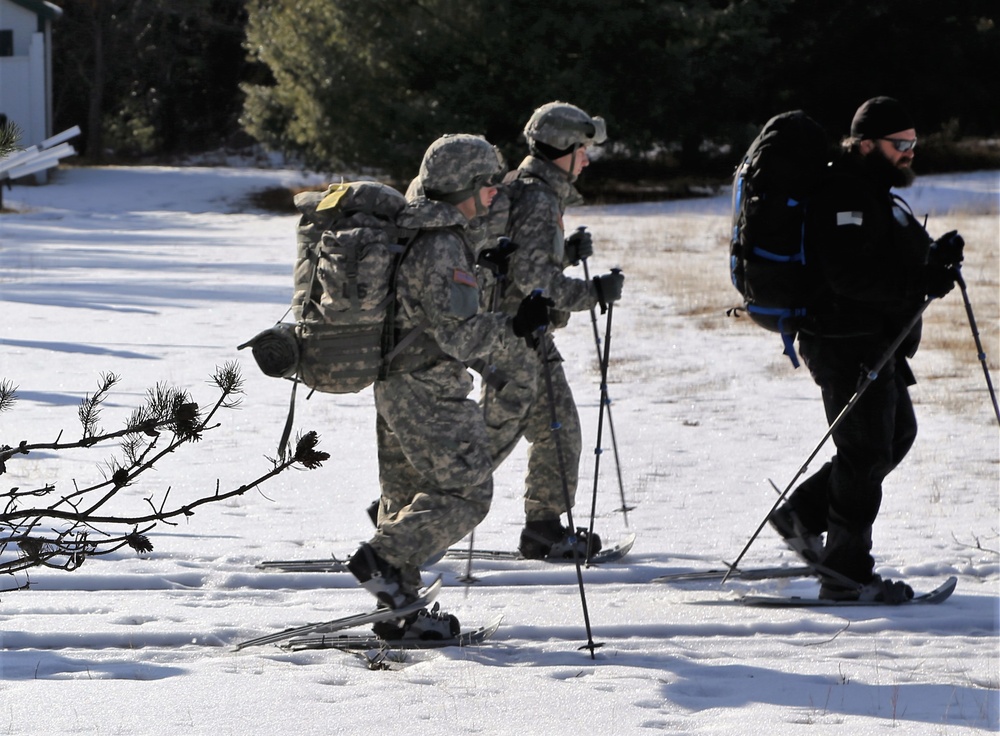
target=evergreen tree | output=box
[37,0,997,171]
[51,0,249,161]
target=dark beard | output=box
[865,145,917,188]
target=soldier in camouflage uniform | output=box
[483,101,625,559]
[347,134,553,637]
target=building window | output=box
[0,30,13,57]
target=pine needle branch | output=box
[0,366,321,585]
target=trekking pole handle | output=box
[570,225,590,268]
[530,288,548,337]
[606,268,624,312]
[953,264,969,300]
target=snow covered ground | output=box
[0,165,997,735]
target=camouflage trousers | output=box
[371,363,493,588]
[483,333,582,522]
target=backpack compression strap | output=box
[277,376,298,458]
[382,318,432,369]
[744,304,806,369]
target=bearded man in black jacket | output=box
[768,97,965,602]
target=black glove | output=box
[925,264,957,298]
[928,230,965,267]
[565,228,593,266]
[512,292,554,345]
[593,270,624,313]
[478,237,519,277]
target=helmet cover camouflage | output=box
[523,101,607,151]
[420,134,506,204]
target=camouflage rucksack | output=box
[239,180,424,395]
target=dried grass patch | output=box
[586,206,998,417]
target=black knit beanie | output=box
[850,97,914,139]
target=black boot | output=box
[347,543,418,609]
[373,603,461,641]
[819,574,914,603]
[519,519,601,560]
[813,522,913,602]
[768,503,824,563]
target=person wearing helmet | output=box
[347,134,553,637]
[483,102,625,560]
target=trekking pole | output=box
[458,533,478,586]
[579,236,631,527]
[584,269,630,564]
[533,295,602,658]
[722,297,935,583]
[460,238,516,586]
[955,267,1000,426]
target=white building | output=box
[0,0,62,147]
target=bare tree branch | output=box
[0,364,328,587]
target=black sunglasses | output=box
[880,137,917,153]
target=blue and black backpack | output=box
[729,110,832,367]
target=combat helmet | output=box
[523,101,607,160]
[420,134,505,206]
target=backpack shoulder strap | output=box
[379,230,431,378]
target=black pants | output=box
[788,335,917,581]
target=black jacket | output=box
[805,150,932,354]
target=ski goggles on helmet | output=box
[581,116,607,146]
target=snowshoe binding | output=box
[768,504,824,563]
[518,519,601,560]
[372,603,461,641]
[819,573,914,603]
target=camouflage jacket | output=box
[391,197,515,372]
[487,155,598,322]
